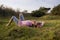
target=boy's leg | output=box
[6,16,18,26]
[19,13,24,21]
[12,16,18,24]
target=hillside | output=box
[0,15,60,40]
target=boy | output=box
[6,13,44,27]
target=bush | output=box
[54,30,60,40]
[31,10,45,17]
[51,4,60,15]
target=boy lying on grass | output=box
[6,13,44,28]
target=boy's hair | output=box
[36,21,44,27]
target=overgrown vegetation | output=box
[51,4,60,15]
[0,5,19,17]
[31,7,50,17]
[0,4,60,40]
[0,19,60,40]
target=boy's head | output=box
[36,22,42,27]
[36,21,44,27]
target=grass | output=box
[0,16,60,40]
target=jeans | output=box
[12,15,24,25]
[12,16,18,24]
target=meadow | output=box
[0,15,60,40]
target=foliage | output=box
[39,15,60,20]
[0,4,60,40]
[54,29,60,40]
[39,7,50,13]
[31,10,45,17]
[0,17,60,40]
[8,27,39,39]
[31,7,50,17]
[51,4,60,15]
[0,5,19,17]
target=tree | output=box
[51,4,60,15]
[23,10,28,13]
[0,4,20,17]
[31,10,45,17]
[31,7,50,17]
[39,7,50,13]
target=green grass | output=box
[25,15,60,20]
[0,16,60,40]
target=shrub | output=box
[51,4,60,15]
[31,10,45,17]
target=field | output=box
[0,16,60,40]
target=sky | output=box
[0,0,60,12]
